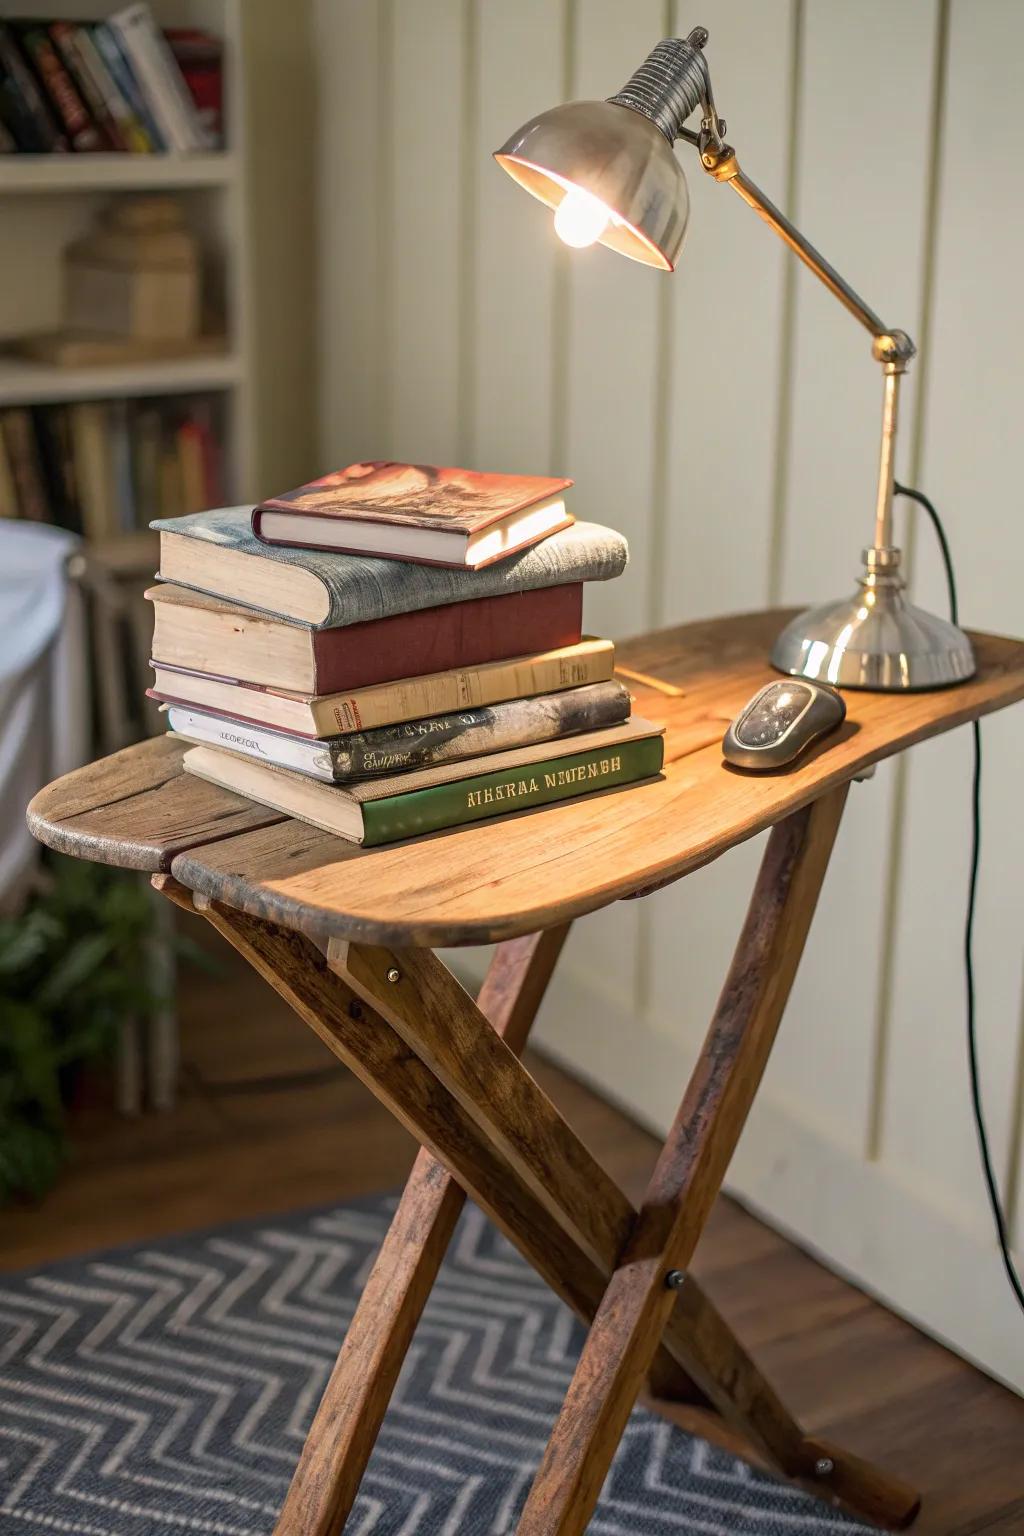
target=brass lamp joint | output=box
[873,330,916,367]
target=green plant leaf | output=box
[0,911,59,976]
[2,1002,62,1122]
[0,1118,65,1204]
[0,855,200,1205]
[34,932,116,1011]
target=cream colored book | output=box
[150,636,616,738]
[69,401,115,542]
[182,717,665,846]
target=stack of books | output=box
[149,462,666,847]
[0,5,218,156]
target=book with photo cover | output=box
[166,679,632,783]
[251,461,574,569]
[182,716,665,846]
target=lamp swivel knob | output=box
[872,329,916,366]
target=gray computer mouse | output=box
[722,679,846,770]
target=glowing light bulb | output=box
[554,185,611,248]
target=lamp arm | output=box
[694,139,913,551]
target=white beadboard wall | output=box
[314,0,1024,1391]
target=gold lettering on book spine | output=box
[467,758,619,810]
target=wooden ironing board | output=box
[27,609,1024,1534]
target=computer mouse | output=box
[722,679,846,771]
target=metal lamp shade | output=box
[494,100,690,271]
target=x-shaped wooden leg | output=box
[272,926,578,1535]
[156,782,920,1534]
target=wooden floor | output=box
[2,931,1022,1535]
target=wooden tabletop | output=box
[27,611,1024,947]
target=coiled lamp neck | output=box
[608,37,708,143]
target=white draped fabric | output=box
[0,522,90,909]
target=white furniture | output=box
[0,0,253,503]
[1,0,254,1114]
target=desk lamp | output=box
[494,27,974,690]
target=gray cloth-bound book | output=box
[151,506,628,628]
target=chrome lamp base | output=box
[771,547,976,691]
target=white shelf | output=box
[0,353,243,406]
[0,152,238,195]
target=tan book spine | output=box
[69,402,114,541]
[0,422,17,516]
[311,639,615,734]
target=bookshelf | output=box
[0,352,242,406]
[0,0,252,500]
[0,147,237,192]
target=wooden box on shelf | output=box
[65,195,200,340]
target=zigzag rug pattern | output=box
[0,1197,878,1534]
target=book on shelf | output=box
[1,409,50,522]
[149,636,617,738]
[49,22,123,150]
[93,22,163,148]
[15,24,102,151]
[0,21,67,151]
[147,580,585,694]
[69,401,115,541]
[106,4,210,152]
[252,462,574,569]
[1,398,223,538]
[182,717,665,847]
[165,29,222,145]
[152,507,628,626]
[0,424,17,514]
[32,406,80,533]
[70,23,152,152]
[0,5,222,157]
[165,680,632,784]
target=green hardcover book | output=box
[182,718,665,847]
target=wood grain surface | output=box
[27,612,1024,941]
[273,928,570,1536]
[186,903,731,1415]
[513,790,873,1535]
[181,809,917,1533]
[26,734,285,872]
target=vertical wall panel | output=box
[881,0,1024,1244]
[643,0,793,1103]
[388,0,466,464]
[659,1,793,626]
[760,0,940,1146]
[315,0,387,467]
[531,0,667,1056]
[470,0,564,474]
[558,0,667,641]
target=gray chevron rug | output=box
[0,1196,880,1535]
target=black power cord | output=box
[894,481,1024,1314]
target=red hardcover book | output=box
[147,580,584,696]
[165,28,222,145]
[251,461,574,569]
